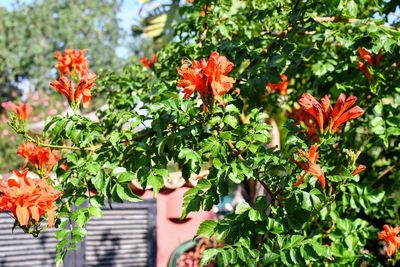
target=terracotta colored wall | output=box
[135,187,214,267]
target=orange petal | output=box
[30,206,40,222]
[47,208,56,228]
[332,106,364,132]
[16,205,29,226]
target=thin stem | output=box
[21,129,155,152]
[226,140,245,161]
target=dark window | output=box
[0,200,157,267]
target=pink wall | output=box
[134,187,214,267]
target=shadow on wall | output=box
[93,231,121,265]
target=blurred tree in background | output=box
[0,0,122,102]
[0,0,123,174]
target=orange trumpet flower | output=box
[17,142,60,173]
[54,48,89,79]
[357,48,382,82]
[0,169,62,227]
[298,93,364,134]
[267,74,289,95]
[294,144,326,188]
[352,164,366,176]
[9,102,32,121]
[378,225,400,257]
[50,72,96,109]
[177,51,235,111]
[140,54,157,68]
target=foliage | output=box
[1,0,400,266]
[0,90,67,173]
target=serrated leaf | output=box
[111,167,126,177]
[200,248,220,267]
[181,187,202,218]
[116,183,142,202]
[148,174,164,195]
[88,206,103,218]
[118,171,134,183]
[235,202,251,214]
[224,115,238,128]
[197,220,217,238]
[55,229,70,240]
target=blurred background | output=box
[0,0,183,173]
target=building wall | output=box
[135,187,215,267]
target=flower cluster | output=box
[2,101,33,133]
[358,48,382,82]
[298,93,364,134]
[294,144,325,188]
[177,51,235,111]
[267,74,289,95]
[140,54,157,68]
[50,72,96,109]
[0,169,61,228]
[54,48,89,79]
[8,102,32,121]
[378,225,400,257]
[50,49,96,109]
[17,142,60,174]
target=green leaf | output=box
[197,220,217,238]
[235,202,251,214]
[200,248,220,267]
[92,171,105,191]
[346,0,358,17]
[87,162,101,175]
[116,183,142,202]
[249,209,262,221]
[88,206,103,218]
[224,115,238,128]
[111,167,126,177]
[55,229,70,240]
[74,196,87,206]
[118,171,134,183]
[109,131,120,147]
[148,174,164,195]
[72,227,87,238]
[181,187,202,218]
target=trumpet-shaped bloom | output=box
[75,72,97,108]
[0,169,62,227]
[298,93,364,134]
[177,51,235,111]
[201,51,235,105]
[50,73,96,108]
[177,60,209,99]
[357,48,382,82]
[352,164,366,176]
[267,74,289,95]
[378,225,400,257]
[54,49,89,79]
[294,144,326,188]
[49,76,75,103]
[9,102,32,121]
[17,142,60,172]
